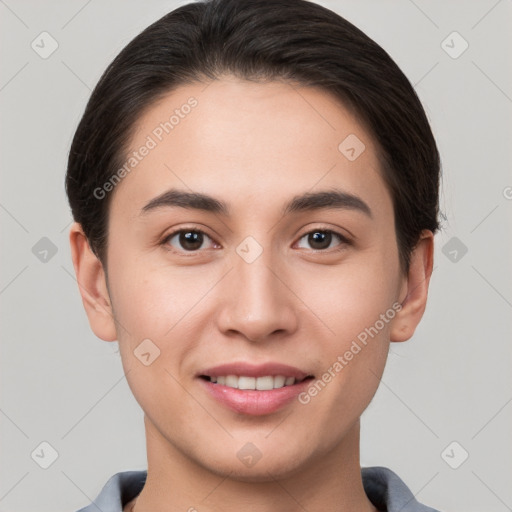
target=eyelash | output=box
[160,225,352,255]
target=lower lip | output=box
[199,377,313,416]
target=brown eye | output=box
[164,229,215,252]
[296,229,349,251]
[309,231,332,250]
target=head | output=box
[67,0,440,481]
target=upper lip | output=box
[198,362,312,381]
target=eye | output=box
[296,228,350,252]
[161,226,350,254]
[162,228,217,253]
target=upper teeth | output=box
[211,375,296,390]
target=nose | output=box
[216,247,299,343]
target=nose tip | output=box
[216,257,298,343]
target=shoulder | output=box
[74,470,147,512]
[74,466,442,512]
[362,466,442,512]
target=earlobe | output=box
[69,222,117,342]
[390,230,434,343]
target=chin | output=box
[198,447,311,483]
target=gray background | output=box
[1,1,511,511]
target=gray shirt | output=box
[76,466,441,512]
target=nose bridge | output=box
[219,238,296,341]
[236,247,279,306]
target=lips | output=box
[198,362,311,381]
[197,362,314,415]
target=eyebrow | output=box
[140,187,372,218]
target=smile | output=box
[202,375,304,390]
[197,362,314,415]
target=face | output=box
[88,77,410,479]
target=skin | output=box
[70,76,434,512]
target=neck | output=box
[129,416,378,512]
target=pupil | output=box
[181,231,202,250]
[310,231,331,250]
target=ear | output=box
[390,230,434,343]
[69,222,117,342]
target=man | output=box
[67,1,442,510]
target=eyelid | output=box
[297,224,352,241]
[294,225,352,252]
[161,225,218,254]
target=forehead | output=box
[109,76,391,222]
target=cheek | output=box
[108,259,223,380]
[297,243,398,404]
[109,263,201,415]
[109,260,197,335]
[297,248,399,343]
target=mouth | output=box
[197,362,314,415]
[199,374,312,390]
